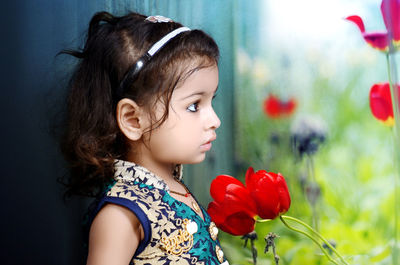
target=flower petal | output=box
[363,32,389,51]
[381,0,400,41]
[210,174,245,203]
[369,82,395,123]
[281,99,297,115]
[245,167,255,189]
[263,94,297,118]
[223,191,257,217]
[263,94,281,118]
[247,170,291,220]
[220,211,256,236]
[207,201,226,224]
[276,173,291,214]
[345,15,365,33]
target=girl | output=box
[60,11,228,265]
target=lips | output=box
[201,135,217,151]
[206,135,217,145]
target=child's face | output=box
[145,65,220,165]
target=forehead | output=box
[173,65,219,96]
[173,56,217,83]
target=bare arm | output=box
[86,204,144,265]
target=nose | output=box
[208,107,221,130]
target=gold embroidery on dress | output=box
[215,245,224,263]
[108,161,210,264]
[209,222,219,241]
[160,219,195,256]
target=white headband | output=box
[118,25,191,94]
[148,27,190,56]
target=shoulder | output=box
[91,203,144,236]
[87,203,144,265]
[86,179,165,256]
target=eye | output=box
[187,102,199,112]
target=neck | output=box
[126,148,176,183]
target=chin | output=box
[185,154,206,165]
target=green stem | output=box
[386,52,400,265]
[282,216,348,265]
[307,155,316,183]
[280,215,349,265]
[256,218,272,223]
[279,216,341,265]
[306,155,319,232]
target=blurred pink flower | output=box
[346,0,400,52]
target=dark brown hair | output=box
[59,11,219,197]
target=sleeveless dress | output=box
[88,159,229,265]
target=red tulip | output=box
[208,168,292,236]
[245,167,291,220]
[369,82,399,126]
[263,94,297,118]
[207,175,257,235]
[346,0,400,51]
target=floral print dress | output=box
[88,160,229,265]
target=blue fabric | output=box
[162,192,220,262]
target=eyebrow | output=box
[181,86,219,100]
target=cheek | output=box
[166,122,201,150]
[149,111,202,149]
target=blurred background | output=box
[1,0,398,264]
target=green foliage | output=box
[222,47,399,264]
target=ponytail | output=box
[59,12,133,197]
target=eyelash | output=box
[187,102,199,112]
[186,94,217,113]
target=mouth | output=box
[200,136,217,151]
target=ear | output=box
[116,98,150,141]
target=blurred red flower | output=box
[369,82,399,126]
[208,168,291,235]
[263,94,297,118]
[245,167,291,220]
[346,0,400,51]
[207,175,257,235]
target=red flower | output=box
[208,168,291,236]
[263,94,297,119]
[369,82,399,126]
[346,0,400,51]
[245,167,291,220]
[207,175,257,235]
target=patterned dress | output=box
[88,160,228,265]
